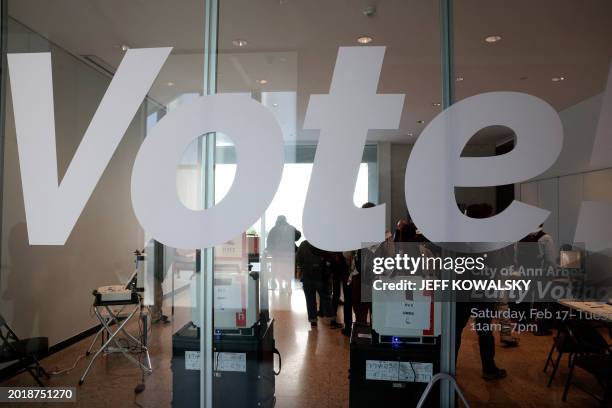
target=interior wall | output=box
[0,19,144,345]
[518,89,612,291]
[538,93,605,180]
[519,90,611,246]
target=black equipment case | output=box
[349,323,440,408]
[172,319,278,408]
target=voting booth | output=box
[213,233,261,332]
[350,276,441,408]
[171,320,277,408]
[173,232,277,408]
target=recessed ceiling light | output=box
[552,76,566,82]
[120,44,130,51]
[432,102,441,107]
[484,35,502,43]
[357,36,373,44]
[272,103,279,107]
[257,79,268,85]
[456,76,464,82]
[167,81,175,87]
[232,39,248,47]
[417,120,425,124]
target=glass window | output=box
[213,1,446,407]
[453,1,612,406]
[1,2,207,406]
[3,1,610,407]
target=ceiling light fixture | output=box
[484,35,502,43]
[232,39,248,47]
[432,102,441,107]
[357,36,373,44]
[167,81,175,87]
[417,120,425,124]
[257,79,268,85]
[552,76,566,82]
[456,76,464,82]
[120,44,130,52]
[407,132,414,137]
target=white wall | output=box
[539,94,605,180]
[518,89,612,292]
[0,19,144,346]
[519,90,611,247]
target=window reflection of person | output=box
[349,203,378,326]
[266,216,301,293]
[3,222,67,341]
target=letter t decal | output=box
[302,47,404,250]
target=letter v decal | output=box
[8,48,170,244]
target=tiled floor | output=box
[1,287,605,407]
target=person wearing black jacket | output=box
[296,240,332,328]
[328,252,346,329]
[455,203,507,380]
[350,203,378,325]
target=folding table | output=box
[79,293,152,385]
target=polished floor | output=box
[1,286,605,407]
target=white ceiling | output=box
[7,0,612,144]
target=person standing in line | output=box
[328,252,346,329]
[266,215,301,292]
[351,202,377,325]
[341,250,355,337]
[455,203,507,380]
[517,223,557,336]
[296,240,332,328]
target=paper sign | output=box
[214,279,243,309]
[185,350,200,370]
[384,296,431,330]
[366,360,433,383]
[215,352,247,372]
[399,362,433,383]
[365,360,399,381]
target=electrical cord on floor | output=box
[49,353,87,376]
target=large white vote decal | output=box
[11,46,606,252]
